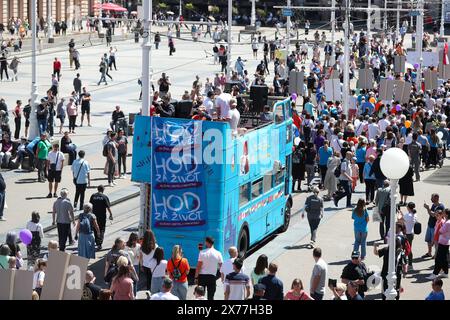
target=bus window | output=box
[274,104,284,124]
[263,172,273,193]
[251,178,264,199]
[275,167,285,185]
[239,183,250,207]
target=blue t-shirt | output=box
[425,291,445,300]
[355,147,366,163]
[363,162,375,180]
[318,146,333,166]
[427,135,438,148]
[304,102,314,116]
[352,209,369,233]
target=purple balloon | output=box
[19,229,33,245]
[413,63,419,69]
[388,75,394,80]
[291,93,298,101]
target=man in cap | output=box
[224,258,251,300]
[340,250,369,299]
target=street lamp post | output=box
[29,0,40,141]
[251,0,256,26]
[441,0,446,37]
[226,0,232,80]
[139,0,153,237]
[179,0,182,18]
[380,148,410,300]
[416,0,424,88]
[384,0,388,30]
[396,0,400,41]
[367,0,371,43]
[342,0,350,116]
[286,0,291,56]
[47,0,54,43]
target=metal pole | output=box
[29,0,39,141]
[410,0,414,29]
[179,0,182,18]
[251,0,256,26]
[98,0,103,33]
[47,0,54,43]
[139,0,152,237]
[384,0,388,30]
[343,0,350,116]
[384,179,399,300]
[416,0,423,88]
[441,0,446,36]
[227,0,232,80]
[396,0,400,41]
[286,0,291,55]
[331,0,336,44]
[367,0,371,42]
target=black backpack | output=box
[334,159,345,178]
[102,143,109,157]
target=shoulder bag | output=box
[73,160,84,185]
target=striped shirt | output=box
[225,272,250,300]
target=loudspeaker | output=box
[175,100,193,118]
[250,85,268,113]
[224,81,241,93]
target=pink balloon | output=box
[19,229,33,245]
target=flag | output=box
[443,43,449,65]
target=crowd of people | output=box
[0,8,449,301]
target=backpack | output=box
[413,222,422,235]
[79,213,92,234]
[334,159,345,178]
[171,258,183,281]
[305,195,322,215]
[104,252,122,283]
[81,285,93,300]
[103,143,109,157]
[403,239,412,257]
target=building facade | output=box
[0,0,95,26]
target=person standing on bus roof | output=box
[195,237,223,300]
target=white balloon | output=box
[294,137,301,146]
[437,131,443,140]
[380,148,410,180]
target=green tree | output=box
[256,8,266,19]
[157,2,168,10]
[209,5,220,14]
[185,3,195,11]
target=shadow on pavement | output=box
[409,273,431,284]
[328,259,351,266]
[284,244,313,250]
[16,178,38,184]
[25,196,52,200]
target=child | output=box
[42,240,59,260]
[425,278,445,300]
[351,157,359,191]
[33,259,47,297]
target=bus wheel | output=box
[238,227,249,258]
[279,204,291,233]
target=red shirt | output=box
[53,60,61,70]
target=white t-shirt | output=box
[331,138,344,153]
[150,291,179,300]
[33,271,45,289]
[203,97,215,115]
[141,244,158,268]
[403,212,417,235]
[378,118,390,133]
[198,247,223,275]
[47,150,65,171]
[220,258,247,279]
[301,43,308,52]
[125,244,141,266]
[26,221,44,239]
[215,93,232,119]
[339,160,352,181]
[228,108,240,135]
[148,259,168,278]
[349,96,358,110]
[368,123,380,140]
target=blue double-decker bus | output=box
[132,98,293,265]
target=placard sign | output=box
[151,117,208,228]
[131,115,152,183]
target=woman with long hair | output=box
[166,245,190,300]
[363,155,376,204]
[284,278,314,300]
[352,198,369,260]
[250,254,269,286]
[139,229,158,291]
[125,232,141,294]
[323,151,341,200]
[399,165,414,205]
[110,264,134,300]
[149,247,168,294]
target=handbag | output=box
[50,152,59,172]
[372,206,381,222]
[73,160,84,185]
[413,222,422,235]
